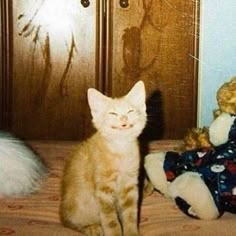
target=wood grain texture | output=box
[106,0,199,139]
[2,0,199,140]
[0,140,236,236]
[11,0,103,140]
[0,0,13,130]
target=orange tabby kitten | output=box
[60,81,146,236]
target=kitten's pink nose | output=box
[120,115,128,126]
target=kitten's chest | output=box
[113,150,140,193]
[114,151,139,173]
[97,139,140,179]
[110,143,140,175]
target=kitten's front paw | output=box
[124,231,139,236]
[123,227,139,236]
[82,224,103,236]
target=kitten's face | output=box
[88,81,147,139]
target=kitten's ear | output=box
[126,81,146,110]
[87,88,110,116]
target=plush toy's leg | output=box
[144,152,169,197]
[168,172,220,220]
[143,178,154,198]
[175,197,198,219]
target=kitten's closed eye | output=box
[109,110,134,116]
[108,112,118,116]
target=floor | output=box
[0,140,236,236]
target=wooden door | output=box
[1,0,199,140]
[0,0,12,130]
[106,0,199,139]
[7,0,103,140]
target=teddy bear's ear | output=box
[209,113,235,146]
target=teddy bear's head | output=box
[214,77,236,117]
[183,77,236,151]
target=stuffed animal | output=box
[183,77,236,151]
[214,76,236,117]
[181,127,212,151]
[144,112,236,219]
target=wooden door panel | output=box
[0,0,12,130]
[0,3,4,129]
[11,0,103,139]
[107,0,199,139]
[2,0,199,140]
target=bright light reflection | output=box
[34,0,74,34]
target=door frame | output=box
[0,0,12,130]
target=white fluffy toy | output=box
[0,132,47,197]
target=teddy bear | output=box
[144,76,236,220]
[144,77,236,219]
[181,127,212,151]
[214,76,236,117]
[144,112,236,219]
[182,77,236,152]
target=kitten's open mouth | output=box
[111,124,134,130]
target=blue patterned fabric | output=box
[164,116,236,217]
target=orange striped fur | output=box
[60,81,146,236]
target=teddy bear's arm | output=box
[209,112,235,146]
[144,152,169,197]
